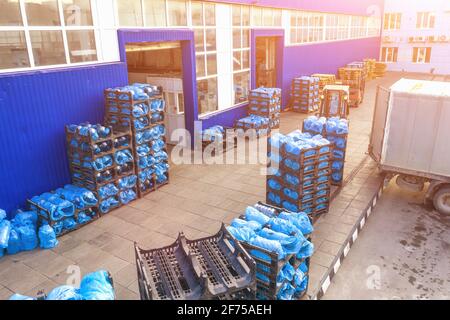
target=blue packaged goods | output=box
[9,294,36,300]
[31,193,75,221]
[119,189,137,204]
[333,149,345,159]
[253,204,277,217]
[55,185,98,209]
[268,217,302,237]
[267,179,282,191]
[283,188,299,201]
[278,211,313,235]
[12,211,37,228]
[17,226,38,251]
[245,207,270,225]
[0,248,3,258]
[227,226,256,242]
[277,282,296,300]
[152,139,165,152]
[150,98,165,111]
[0,220,11,249]
[99,197,120,214]
[132,103,149,117]
[67,123,111,141]
[38,225,59,249]
[249,235,286,261]
[202,125,225,142]
[326,117,349,135]
[258,228,304,255]
[269,133,287,149]
[46,285,83,300]
[134,117,149,130]
[98,183,119,199]
[118,175,137,190]
[277,262,296,284]
[267,192,281,205]
[7,229,21,255]
[0,209,6,221]
[303,116,326,134]
[91,155,113,171]
[332,172,343,183]
[296,239,314,259]
[77,212,92,224]
[137,144,151,156]
[332,161,343,171]
[63,218,77,232]
[154,151,168,162]
[114,150,133,165]
[79,270,115,300]
[231,219,262,232]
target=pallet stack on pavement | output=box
[266,131,332,220]
[65,123,138,215]
[248,87,281,130]
[364,58,376,80]
[290,76,320,113]
[227,203,314,300]
[235,115,271,138]
[303,116,349,186]
[311,74,336,97]
[104,84,169,199]
[374,62,387,78]
[135,225,256,300]
[337,67,365,107]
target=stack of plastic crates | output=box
[227,203,313,300]
[374,62,387,78]
[311,74,336,97]
[290,76,320,113]
[104,84,169,198]
[28,185,99,237]
[65,123,137,215]
[303,116,349,186]
[363,59,376,80]
[267,131,332,220]
[337,68,365,107]
[135,224,256,300]
[248,87,281,130]
[347,61,368,80]
[235,115,271,138]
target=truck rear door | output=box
[369,86,390,163]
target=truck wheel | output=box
[433,186,450,216]
[396,175,424,192]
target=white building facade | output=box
[381,0,450,74]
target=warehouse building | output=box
[0,0,382,214]
[381,0,450,74]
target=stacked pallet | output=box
[135,225,256,300]
[104,84,169,198]
[235,115,271,138]
[347,61,368,80]
[303,116,349,186]
[65,123,137,214]
[290,76,320,113]
[363,59,376,80]
[267,131,332,220]
[311,74,336,97]
[338,67,365,107]
[374,62,387,78]
[248,87,281,130]
[227,203,314,300]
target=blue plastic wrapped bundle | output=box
[119,189,137,205]
[267,179,282,192]
[53,221,64,236]
[0,209,6,221]
[283,188,299,201]
[269,133,287,149]
[284,173,299,187]
[17,226,38,251]
[79,270,115,300]
[267,192,281,206]
[99,197,120,214]
[92,155,113,171]
[118,175,137,190]
[296,239,314,259]
[231,219,262,232]
[151,112,164,123]
[236,115,270,129]
[268,217,303,237]
[39,225,59,249]
[47,285,83,300]
[277,262,296,285]
[134,117,150,130]
[227,226,256,242]
[63,218,77,232]
[137,144,151,156]
[202,125,225,142]
[9,294,36,300]
[0,219,11,249]
[332,161,344,171]
[245,207,270,226]
[150,98,165,112]
[278,211,313,235]
[277,282,296,300]
[7,228,21,255]
[286,130,312,142]
[77,212,92,225]
[32,193,75,221]
[152,139,165,152]
[258,228,304,255]
[281,200,298,214]
[332,172,343,183]
[333,149,345,159]
[326,117,349,135]
[249,235,286,261]
[303,116,326,134]
[12,211,38,228]
[114,149,133,165]
[310,135,332,154]
[98,183,119,200]
[154,124,166,138]
[56,185,98,209]
[132,103,150,118]
[154,151,168,163]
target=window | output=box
[192,1,218,115]
[143,0,166,27]
[251,6,281,27]
[416,12,435,29]
[381,47,398,62]
[383,13,401,30]
[232,4,250,105]
[0,0,97,72]
[167,0,187,26]
[116,0,143,26]
[412,47,431,63]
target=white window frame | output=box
[381,47,398,63]
[0,0,101,74]
[383,12,401,30]
[416,12,435,29]
[412,47,432,64]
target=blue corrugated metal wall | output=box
[0,63,127,218]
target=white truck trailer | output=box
[369,78,450,215]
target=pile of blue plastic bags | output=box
[0,208,58,259]
[10,270,115,300]
[227,206,314,300]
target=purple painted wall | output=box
[205,0,384,16]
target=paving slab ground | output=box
[0,71,435,300]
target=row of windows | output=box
[383,12,436,31]
[381,47,432,64]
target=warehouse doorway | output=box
[125,41,186,146]
[255,37,277,88]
